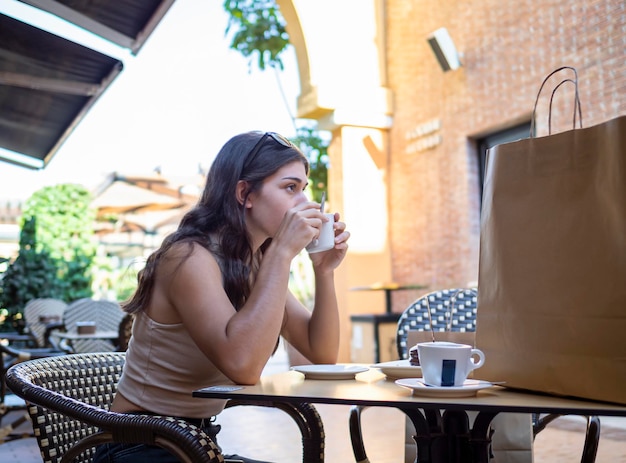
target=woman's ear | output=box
[235,180,250,207]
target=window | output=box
[476,122,531,205]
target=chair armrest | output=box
[533,414,600,463]
[55,414,224,463]
[43,321,68,350]
[6,362,224,463]
[0,332,38,348]
[348,405,368,463]
[0,343,63,362]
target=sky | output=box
[0,0,301,201]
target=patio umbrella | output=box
[92,172,201,257]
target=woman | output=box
[94,131,350,463]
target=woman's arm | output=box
[159,206,324,384]
[281,276,340,364]
[281,213,350,363]
[166,243,297,384]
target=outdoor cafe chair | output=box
[22,298,68,348]
[0,342,31,443]
[6,352,326,463]
[47,298,126,353]
[348,288,600,463]
[0,341,65,443]
[2,298,68,444]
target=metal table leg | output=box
[401,408,499,463]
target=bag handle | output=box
[530,66,583,137]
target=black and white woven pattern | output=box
[62,298,126,352]
[396,288,478,359]
[6,352,327,463]
[6,352,223,463]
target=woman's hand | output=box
[272,202,328,258]
[307,212,350,271]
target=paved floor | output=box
[1,346,625,462]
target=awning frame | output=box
[17,0,176,56]
[0,0,176,169]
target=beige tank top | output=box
[116,312,228,418]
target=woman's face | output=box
[245,160,309,240]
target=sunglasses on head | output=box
[243,132,294,170]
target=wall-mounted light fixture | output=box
[427,27,462,72]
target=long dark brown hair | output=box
[124,131,309,314]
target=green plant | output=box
[0,184,99,332]
[22,184,97,261]
[61,250,95,301]
[0,217,64,332]
[292,126,329,203]
[21,184,96,301]
[223,2,330,203]
[223,0,290,70]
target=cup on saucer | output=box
[417,341,485,387]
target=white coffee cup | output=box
[306,213,335,254]
[417,341,485,387]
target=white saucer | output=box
[291,364,369,380]
[371,360,422,379]
[395,378,495,397]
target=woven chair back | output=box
[63,298,125,352]
[396,288,478,359]
[19,352,123,462]
[7,353,321,463]
[23,298,67,347]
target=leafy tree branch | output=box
[223,0,329,203]
[223,0,290,70]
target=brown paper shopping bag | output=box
[476,67,626,404]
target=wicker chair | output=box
[0,342,38,443]
[6,352,325,463]
[349,288,600,463]
[47,298,126,353]
[22,298,68,348]
[395,288,478,359]
[1,331,66,443]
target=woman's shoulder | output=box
[163,239,220,268]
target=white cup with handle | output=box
[417,341,485,387]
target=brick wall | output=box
[384,0,625,309]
